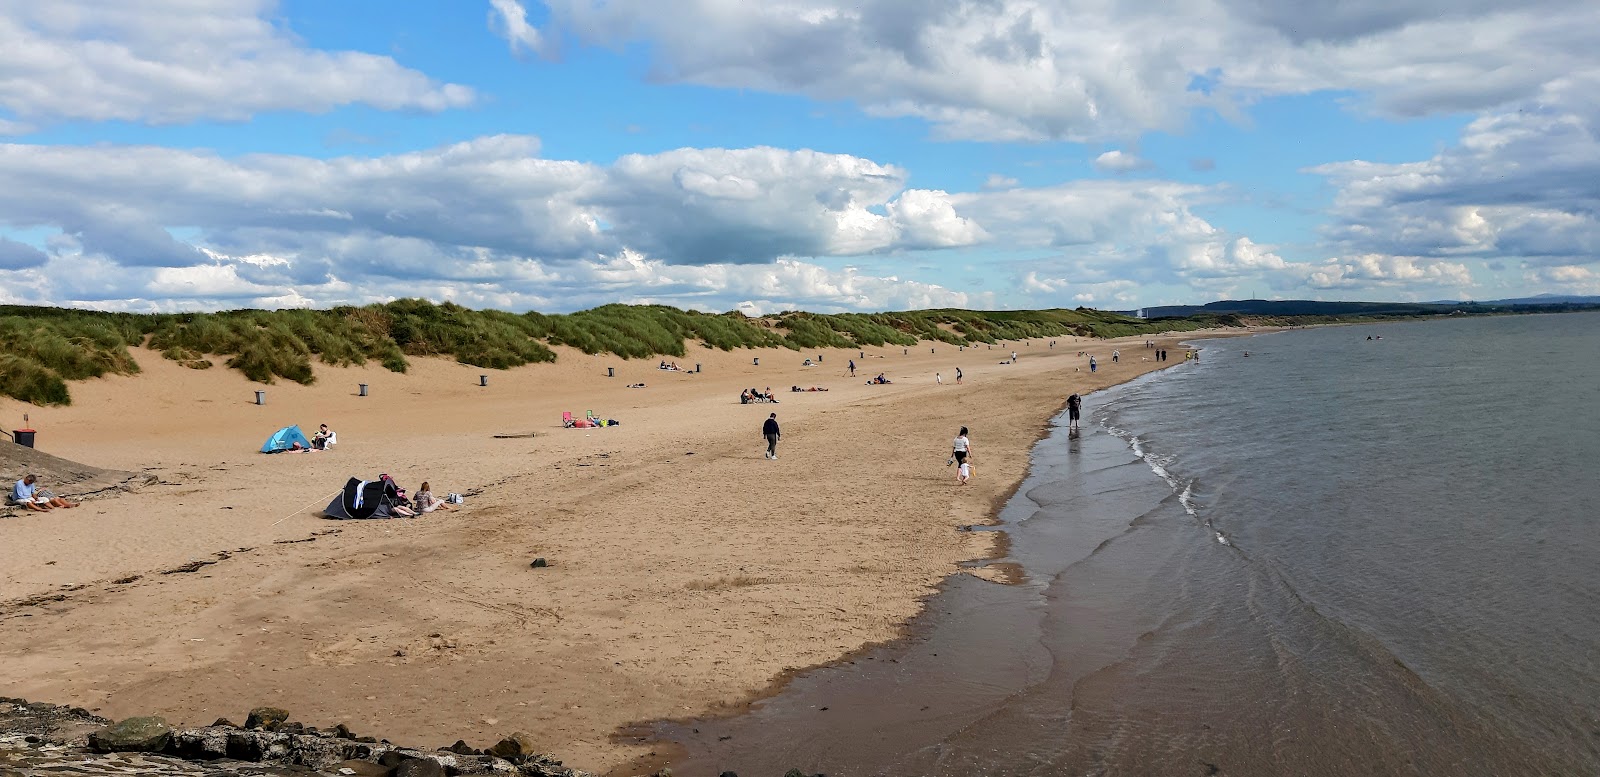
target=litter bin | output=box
[480,375,489,386]
[358,383,369,396]
[254,390,265,405]
[12,429,35,448]
[607,367,615,377]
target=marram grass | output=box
[0,300,1232,405]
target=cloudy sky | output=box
[1,1,1597,314]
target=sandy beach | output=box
[0,331,1229,773]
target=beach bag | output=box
[446,493,464,504]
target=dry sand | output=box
[0,331,1239,773]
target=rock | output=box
[87,716,173,752]
[783,771,807,777]
[379,749,419,767]
[330,759,390,777]
[530,558,548,568]
[446,739,478,755]
[244,706,290,730]
[334,722,356,739]
[394,758,447,777]
[211,718,238,728]
[719,772,739,777]
[487,730,540,763]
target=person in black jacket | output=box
[762,413,781,459]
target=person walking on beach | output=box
[1089,355,1097,373]
[1112,349,1120,363]
[762,412,781,459]
[849,359,856,378]
[951,427,971,479]
[936,372,943,384]
[1067,394,1082,430]
[955,367,963,384]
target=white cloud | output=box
[1301,254,1474,289]
[519,0,1600,140]
[1311,74,1600,276]
[1092,150,1152,173]
[982,174,1019,190]
[488,0,548,57]
[0,0,474,126]
[0,134,1510,311]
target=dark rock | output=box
[330,759,390,777]
[280,721,306,734]
[783,770,807,777]
[530,558,548,568]
[211,718,237,728]
[87,716,173,752]
[23,735,40,744]
[244,706,290,730]
[334,722,356,739]
[446,739,478,755]
[488,731,538,763]
[393,758,446,777]
[379,749,418,767]
[720,772,740,777]
[356,736,379,743]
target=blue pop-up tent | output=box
[261,425,312,453]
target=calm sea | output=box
[661,312,1600,776]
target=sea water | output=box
[662,312,1600,776]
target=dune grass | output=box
[0,300,1236,405]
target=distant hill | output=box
[1133,296,1600,319]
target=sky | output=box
[1,1,1597,314]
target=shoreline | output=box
[0,329,1259,774]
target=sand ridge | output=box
[0,331,1235,772]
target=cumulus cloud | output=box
[518,0,1600,140]
[1311,74,1600,276]
[0,134,1508,311]
[1092,150,1152,173]
[0,0,474,126]
[0,139,1006,311]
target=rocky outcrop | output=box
[2,699,588,777]
[86,716,172,753]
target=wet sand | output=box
[0,333,1228,773]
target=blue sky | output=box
[1,1,1597,313]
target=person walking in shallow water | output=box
[762,412,781,459]
[1066,393,1082,430]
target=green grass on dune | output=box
[0,300,1238,405]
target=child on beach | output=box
[958,460,971,485]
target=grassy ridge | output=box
[0,301,1223,405]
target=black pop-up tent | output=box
[323,476,400,519]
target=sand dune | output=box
[0,332,1228,772]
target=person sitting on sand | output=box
[803,358,814,366]
[413,481,454,513]
[628,383,646,388]
[659,360,668,369]
[311,423,333,450]
[10,474,77,512]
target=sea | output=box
[658,312,1600,777]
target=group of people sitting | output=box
[8,474,78,512]
[564,411,620,428]
[866,373,893,385]
[741,387,779,404]
[658,361,685,371]
[284,423,337,453]
[380,474,456,518]
[790,385,829,392]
